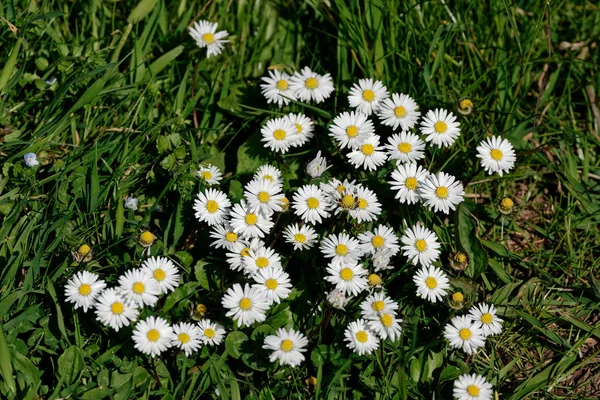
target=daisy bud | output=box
[79,244,91,256]
[449,251,469,271]
[140,231,156,247]
[368,273,383,288]
[305,151,329,178]
[279,196,290,212]
[191,303,207,321]
[73,244,93,262]
[326,289,349,310]
[449,291,466,310]
[498,197,514,215]
[457,97,474,115]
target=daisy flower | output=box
[285,113,314,147]
[226,238,264,272]
[196,164,222,185]
[420,108,460,147]
[326,288,349,310]
[283,223,318,250]
[372,249,393,271]
[229,201,274,238]
[172,322,202,356]
[141,256,180,295]
[320,233,363,265]
[306,151,329,178]
[476,136,516,177]
[189,20,229,58]
[444,315,486,354]
[360,292,399,319]
[344,319,379,355]
[289,66,334,103]
[254,165,282,185]
[348,78,389,115]
[132,316,175,357]
[263,328,309,367]
[349,185,381,223]
[95,288,139,331]
[260,69,296,107]
[419,172,465,214]
[244,178,284,215]
[209,221,241,250]
[377,93,421,131]
[384,131,426,164]
[64,271,106,312]
[252,267,292,305]
[469,303,503,337]
[367,313,403,341]
[325,261,369,296]
[261,117,296,154]
[347,134,388,171]
[320,178,357,199]
[193,188,231,226]
[292,184,331,224]
[357,225,400,257]
[198,319,226,346]
[400,224,441,266]
[389,163,429,205]
[222,283,270,327]
[329,111,375,150]
[118,269,160,307]
[413,266,451,303]
[453,374,494,400]
[243,246,282,275]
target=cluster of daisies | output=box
[64,257,225,357]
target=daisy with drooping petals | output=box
[372,248,393,271]
[226,238,265,271]
[289,66,334,103]
[255,165,283,185]
[229,201,274,238]
[329,111,375,150]
[95,288,139,331]
[360,292,399,319]
[320,233,362,264]
[283,223,318,250]
[189,20,229,58]
[305,151,329,178]
[349,185,381,223]
[444,315,486,354]
[453,374,494,400]
[210,222,240,250]
[367,313,403,341]
[141,256,180,295]
[260,69,296,107]
[263,328,309,367]
[243,246,282,275]
[196,164,222,185]
[389,163,430,205]
[252,267,292,304]
[222,283,270,327]
[469,303,503,337]
[420,172,465,214]
[378,93,421,131]
[327,288,349,309]
[476,136,516,177]
[385,131,426,164]
[198,319,226,346]
[358,225,400,257]
[172,322,202,356]
[348,78,389,115]
[193,189,231,226]
[401,224,441,266]
[420,108,461,147]
[132,316,175,357]
[344,319,379,355]
[244,178,284,215]
[118,269,160,307]
[292,184,331,225]
[347,134,388,171]
[64,271,106,312]
[261,117,296,154]
[413,266,451,303]
[325,261,369,296]
[285,113,314,147]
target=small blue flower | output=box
[24,153,39,168]
[124,196,138,211]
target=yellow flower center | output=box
[206,200,219,213]
[306,197,319,209]
[434,121,448,133]
[240,247,251,257]
[358,198,368,209]
[425,277,438,289]
[280,339,294,352]
[140,231,155,244]
[294,233,307,243]
[305,77,318,89]
[405,177,418,190]
[201,171,213,180]
[276,79,288,90]
[459,328,472,340]
[295,123,303,133]
[336,184,346,193]
[339,267,354,281]
[178,333,190,344]
[501,197,514,209]
[362,89,375,101]
[346,126,359,138]
[361,143,375,155]
[452,292,464,302]
[380,314,393,327]
[204,328,216,338]
[273,129,286,141]
[78,244,91,256]
[265,278,279,290]
[78,284,91,296]
[263,175,274,182]
[245,213,258,225]
[225,232,238,242]
[111,302,124,314]
[460,99,474,110]
[335,244,348,255]
[415,239,427,252]
[371,235,385,248]
[394,105,407,117]
[132,282,145,294]
[398,142,412,153]
[467,385,480,396]
[490,148,503,160]
[153,269,166,281]
[202,33,215,44]
[355,331,369,343]
[280,197,289,210]
[368,273,382,286]
[455,253,467,263]
[258,191,270,203]
[435,186,449,199]
[255,257,269,268]
[239,298,252,310]
[341,194,355,208]
[481,313,493,324]
[147,329,160,342]
[372,300,385,311]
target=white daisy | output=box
[320,178,357,201]
[349,185,381,223]
[325,261,369,296]
[252,267,292,305]
[360,292,399,319]
[400,224,441,266]
[289,66,334,103]
[413,266,451,303]
[226,238,265,271]
[420,172,465,214]
[189,20,228,58]
[209,221,241,250]
[244,246,282,275]
[193,188,231,226]
[389,163,429,205]
[476,136,516,177]
[254,165,282,185]
[292,184,331,225]
[420,108,460,147]
[263,328,309,367]
[94,288,139,331]
[348,78,389,115]
[172,322,202,356]
[222,283,270,327]
[244,178,284,215]
[320,233,363,265]
[118,269,160,307]
[141,256,180,295]
[367,313,403,341]
[260,69,296,107]
[444,315,486,354]
[305,151,329,178]
[261,117,296,154]
[285,113,314,147]
[198,319,226,346]
[64,271,106,312]
[132,316,175,357]
[326,288,349,310]
[329,111,375,150]
[384,131,426,164]
[453,373,494,400]
[283,223,318,250]
[229,201,274,238]
[347,134,388,171]
[196,164,222,185]
[357,225,400,257]
[372,248,393,272]
[344,319,379,355]
[377,93,421,131]
[469,303,503,337]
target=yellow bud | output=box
[368,273,383,287]
[499,197,514,214]
[78,244,91,256]
[140,231,155,245]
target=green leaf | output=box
[0,322,16,396]
[0,38,21,94]
[457,204,489,279]
[194,260,210,290]
[225,331,248,359]
[127,0,159,23]
[175,250,193,268]
[147,45,184,77]
[236,134,269,175]
[58,346,85,386]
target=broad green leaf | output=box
[58,346,85,386]
[127,0,159,23]
[457,204,489,278]
[225,331,248,359]
[0,38,21,93]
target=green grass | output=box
[1,0,599,399]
